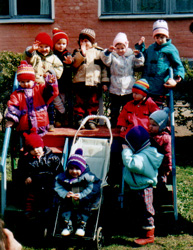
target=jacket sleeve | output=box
[79,174,101,200]
[117,103,130,127]
[133,52,145,68]
[168,46,185,80]
[42,75,59,104]
[148,98,160,113]
[100,49,112,67]
[51,56,64,79]
[54,175,68,199]
[6,92,21,123]
[72,49,85,68]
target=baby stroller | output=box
[52,115,113,250]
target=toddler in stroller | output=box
[54,148,101,237]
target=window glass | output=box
[0,0,9,15]
[17,0,40,15]
[175,0,193,13]
[103,0,131,14]
[136,0,165,13]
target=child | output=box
[117,79,159,139]
[72,28,109,129]
[100,32,145,127]
[149,107,172,190]
[122,126,164,246]
[24,32,64,131]
[54,148,101,237]
[52,28,73,127]
[18,128,63,218]
[5,60,59,137]
[135,20,185,107]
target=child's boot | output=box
[61,220,73,236]
[75,221,87,237]
[134,227,155,246]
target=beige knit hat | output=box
[153,20,169,38]
[79,28,96,44]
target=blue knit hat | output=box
[67,148,87,174]
[125,126,151,153]
[149,107,170,131]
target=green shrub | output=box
[0,51,22,131]
[174,59,193,131]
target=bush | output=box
[174,59,193,131]
[0,51,22,131]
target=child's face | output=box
[132,92,145,101]
[19,79,34,89]
[80,38,93,50]
[154,34,167,45]
[115,43,127,56]
[37,44,51,56]
[30,146,44,157]
[68,165,81,178]
[149,118,159,134]
[54,39,67,52]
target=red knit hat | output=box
[17,60,35,82]
[23,128,44,150]
[35,32,53,49]
[52,28,69,45]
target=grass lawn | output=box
[0,133,193,250]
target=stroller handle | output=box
[72,115,113,146]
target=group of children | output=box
[4,19,185,246]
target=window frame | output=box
[0,0,55,24]
[98,0,193,19]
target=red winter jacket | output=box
[6,78,58,136]
[117,97,159,138]
[150,128,172,175]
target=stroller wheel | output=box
[96,227,104,250]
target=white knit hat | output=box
[113,32,129,48]
[153,20,169,38]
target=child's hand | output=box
[133,49,140,56]
[108,45,116,52]
[122,144,129,149]
[25,177,32,185]
[32,40,41,52]
[3,228,22,250]
[164,78,177,88]
[102,85,108,92]
[66,191,74,198]
[81,43,87,56]
[175,75,182,83]
[5,121,14,128]
[138,36,145,45]
[64,55,73,64]
[72,193,80,201]
[120,126,127,132]
[44,73,57,83]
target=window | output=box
[0,0,54,23]
[99,0,193,19]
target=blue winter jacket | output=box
[54,165,101,202]
[135,39,185,96]
[122,146,164,190]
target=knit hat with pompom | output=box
[17,60,35,82]
[67,148,87,174]
[52,28,69,45]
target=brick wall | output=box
[0,0,193,59]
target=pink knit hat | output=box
[113,32,129,48]
[153,20,169,38]
[17,60,35,82]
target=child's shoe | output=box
[75,221,86,237]
[61,220,73,236]
[48,124,55,132]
